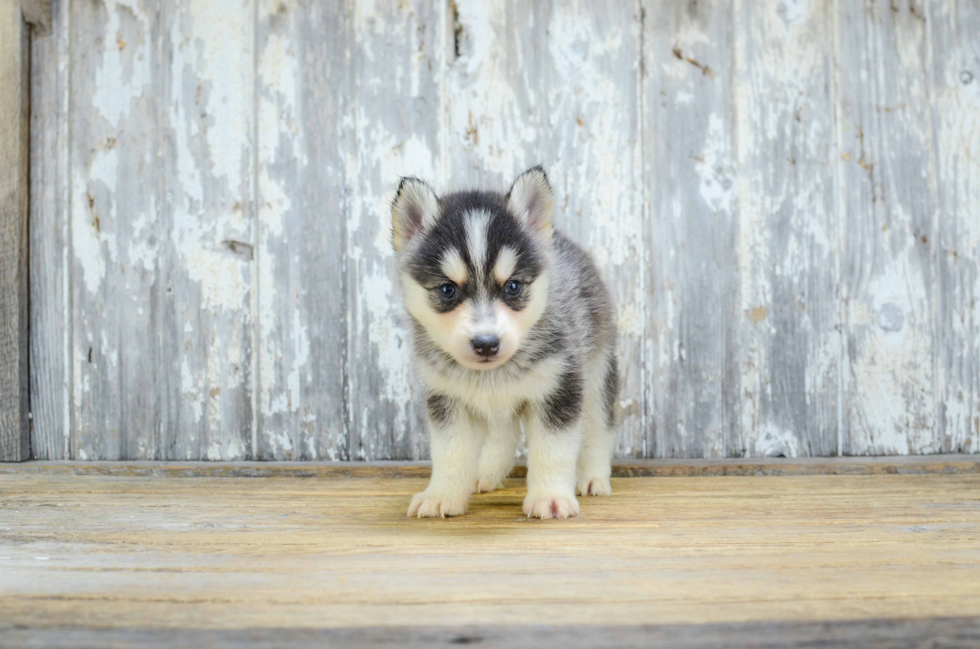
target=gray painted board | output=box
[255,0,348,460]
[928,0,980,454]
[837,0,940,455]
[643,0,741,458]
[68,0,253,460]
[25,0,980,460]
[732,0,840,457]
[29,0,70,460]
[344,0,444,461]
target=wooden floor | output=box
[2,460,979,647]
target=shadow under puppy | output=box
[391,166,618,519]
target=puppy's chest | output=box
[418,356,565,420]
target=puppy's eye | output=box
[437,283,457,300]
[504,279,522,297]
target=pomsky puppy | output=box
[391,166,617,519]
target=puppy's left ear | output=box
[506,165,553,243]
[391,177,440,252]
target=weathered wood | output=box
[1,472,979,631]
[1,0,31,462]
[1,454,977,478]
[4,618,980,649]
[159,0,255,460]
[643,0,740,458]
[927,0,980,454]
[345,1,444,460]
[447,0,645,456]
[25,0,980,461]
[733,0,840,457]
[836,0,941,455]
[69,0,255,460]
[20,0,49,36]
[255,0,348,460]
[29,0,69,460]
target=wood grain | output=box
[68,0,254,460]
[1,470,978,632]
[1,0,31,462]
[836,0,941,455]
[927,0,980,454]
[643,0,740,458]
[28,0,69,460]
[25,0,980,461]
[733,0,840,458]
[345,0,444,461]
[254,0,347,460]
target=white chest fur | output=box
[417,355,564,422]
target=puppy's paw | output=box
[576,476,612,497]
[475,477,505,494]
[407,490,468,518]
[522,492,580,519]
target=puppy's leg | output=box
[523,372,584,519]
[408,396,486,518]
[475,414,522,493]
[577,353,617,497]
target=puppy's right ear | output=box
[391,177,439,252]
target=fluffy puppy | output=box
[391,166,617,519]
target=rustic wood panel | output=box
[928,0,980,454]
[447,0,645,456]
[26,0,980,460]
[836,0,941,455]
[345,1,444,461]
[0,0,31,462]
[1,0,31,462]
[643,0,740,458]
[1,471,979,630]
[733,0,840,457]
[69,0,254,460]
[254,0,348,460]
[28,0,69,459]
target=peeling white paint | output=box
[91,0,150,128]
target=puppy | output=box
[391,166,618,519]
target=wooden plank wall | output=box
[27,0,980,461]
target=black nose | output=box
[471,335,500,358]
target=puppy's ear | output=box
[391,177,440,252]
[506,165,553,243]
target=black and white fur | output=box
[391,166,618,519]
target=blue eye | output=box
[438,283,457,300]
[505,280,522,297]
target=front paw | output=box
[523,492,580,519]
[407,490,469,518]
[475,477,505,494]
[576,476,612,496]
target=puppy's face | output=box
[392,167,554,371]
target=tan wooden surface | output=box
[1,470,979,632]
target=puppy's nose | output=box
[471,335,500,358]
